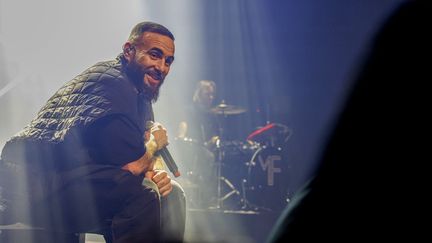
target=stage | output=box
[84,208,281,243]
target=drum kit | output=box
[174,101,293,212]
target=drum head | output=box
[245,146,292,211]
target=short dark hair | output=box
[128,21,175,44]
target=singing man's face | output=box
[127,32,175,100]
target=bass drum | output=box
[245,146,293,212]
[170,137,216,209]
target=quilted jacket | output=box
[1,55,152,170]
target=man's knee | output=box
[121,180,161,218]
[112,186,162,242]
[118,185,161,226]
[168,180,186,203]
[143,178,185,203]
[160,180,186,242]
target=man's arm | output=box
[122,122,168,176]
[87,116,173,195]
[121,138,159,175]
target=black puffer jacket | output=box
[1,55,151,170]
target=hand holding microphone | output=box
[146,121,181,177]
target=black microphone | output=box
[146,121,181,177]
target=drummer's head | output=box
[193,80,216,109]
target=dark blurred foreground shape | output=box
[267,0,430,241]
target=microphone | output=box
[146,121,181,177]
[156,147,180,178]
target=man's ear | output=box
[122,42,135,61]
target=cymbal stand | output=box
[214,137,223,209]
[240,178,259,211]
[212,108,240,209]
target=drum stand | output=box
[239,146,272,212]
[209,112,242,210]
[239,178,261,211]
[213,138,241,209]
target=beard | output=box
[126,59,164,103]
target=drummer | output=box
[177,80,219,146]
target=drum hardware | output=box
[202,136,292,212]
[241,123,292,211]
[170,137,215,209]
[209,103,246,210]
[177,104,293,212]
[208,139,267,212]
[239,178,273,212]
[218,176,240,203]
[237,146,273,212]
[246,122,292,148]
[210,100,247,116]
[176,119,293,212]
[212,137,242,209]
[241,144,292,212]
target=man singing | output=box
[0,21,185,243]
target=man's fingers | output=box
[152,170,168,183]
[150,170,172,196]
[145,170,155,180]
[151,123,166,133]
[159,183,173,197]
[156,177,171,189]
[152,170,172,196]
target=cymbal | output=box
[210,102,246,115]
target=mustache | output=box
[124,60,163,102]
[146,69,164,80]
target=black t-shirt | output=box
[85,115,146,167]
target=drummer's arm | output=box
[204,135,220,150]
[177,121,188,139]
